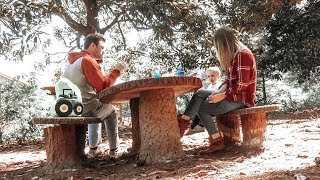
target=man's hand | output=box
[114,61,127,72]
[208,92,226,103]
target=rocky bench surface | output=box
[223,105,280,116]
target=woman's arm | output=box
[208,92,226,103]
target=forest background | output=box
[0,0,319,143]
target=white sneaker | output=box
[109,148,126,158]
[88,147,103,157]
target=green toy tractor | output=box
[50,78,83,117]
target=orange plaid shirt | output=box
[225,48,257,107]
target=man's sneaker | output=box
[88,147,103,157]
[109,148,126,158]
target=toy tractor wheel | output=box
[74,103,83,115]
[55,99,72,117]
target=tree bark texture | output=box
[130,98,140,155]
[75,125,87,159]
[138,88,183,163]
[43,125,84,172]
[216,115,241,146]
[241,112,267,149]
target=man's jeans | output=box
[184,90,246,135]
[88,103,119,150]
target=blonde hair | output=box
[206,66,221,76]
[213,27,239,72]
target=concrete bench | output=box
[33,117,101,172]
[216,104,280,150]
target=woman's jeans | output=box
[184,89,246,135]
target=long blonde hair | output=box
[213,27,239,72]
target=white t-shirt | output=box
[207,81,223,93]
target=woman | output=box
[177,27,257,154]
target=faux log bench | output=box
[216,104,280,150]
[33,117,101,172]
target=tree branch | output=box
[97,0,109,9]
[83,0,99,34]
[117,21,127,49]
[45,2,88,36]
[100,13,123,34]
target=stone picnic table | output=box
[98,76,202,163]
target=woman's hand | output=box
[208,92,226,103]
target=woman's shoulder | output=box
[237,48,255,61]
[238,48,253,56]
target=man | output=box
[62,33,126,157]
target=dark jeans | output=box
[191,114,203,129]
[184,90,246,135]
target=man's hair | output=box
[83,33,106,49]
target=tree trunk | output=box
[43,124,85,172]
[130,98,140,155]
[262,71,267,105]
[216,114,241,146]
[241,112,267,149]
[139,88,183,163]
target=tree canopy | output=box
[260,0,320,82]
[0,0,318,80]
[0,0,219,71]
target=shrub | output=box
[0,74,51,143]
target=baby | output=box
[189,66,226,130]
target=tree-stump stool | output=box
[216,114,241,146]
[33,117,101,172]
[216,105,280,150]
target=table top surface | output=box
[99,76,202,104]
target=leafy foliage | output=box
[1,0,217,67]
[256,69,320,112]
[0,75,48,143]
[1,0,320,134]
[0,0,52,61]
[261,0,320,82]
[211,0,302,33]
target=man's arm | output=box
[81,56,120,92]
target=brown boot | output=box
[200,132,225,154]
[177,114,191,137]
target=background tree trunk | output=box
[262,71,267,105]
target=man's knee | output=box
[105,110,117,121]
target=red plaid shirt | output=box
[225,48,257,107]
